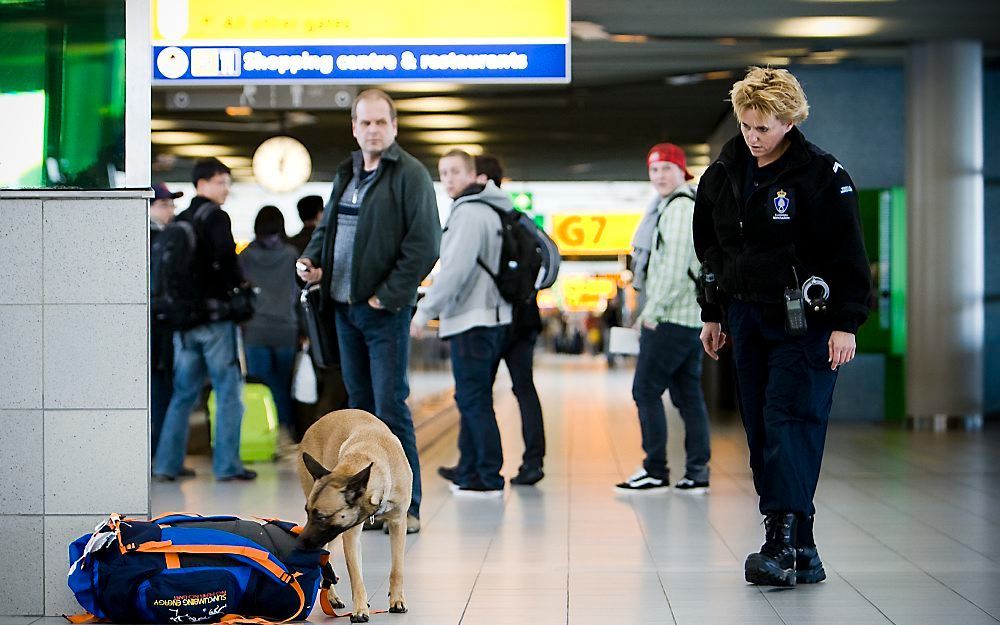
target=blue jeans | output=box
[334,303,421,518]
[153,321,246,479]
[451,325,508,490]
[632,322,712,482]
[245,344,296,429]
[728,300,838,516]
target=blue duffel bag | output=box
[67,513,339,624]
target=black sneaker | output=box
[151,473,176,483]
[449,482,504,498]
[510,467,544,486]
[614,469,669,492]
[745,513,797,587]
[217,469,257,482]
[437,465,459,483]
[674,477,710,494]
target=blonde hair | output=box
[730,67,809,125]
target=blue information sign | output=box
[153,43,569,84]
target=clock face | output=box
[252,136,312,193]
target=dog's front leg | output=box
[386,513,407,613]
[342,524,369,622]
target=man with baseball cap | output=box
[617,143,712,494]
[150,182,182,465]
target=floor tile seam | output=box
[819,458,1000,529]
[819,493,1000,622]
[821,475,1000,565]
[456,470,517,625]
[598,400,678,625]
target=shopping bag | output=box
[292,347,318,404]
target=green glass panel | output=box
[0,0,125,189]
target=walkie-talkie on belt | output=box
[784,267,808,337]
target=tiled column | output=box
[0,191,150,616]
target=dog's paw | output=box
[350,614,370,623]
[332,600,346,610]
[389,603,408,614]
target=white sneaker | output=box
[615,468,670,492]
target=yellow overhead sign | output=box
[558,276,618,312]
[551,213,643,256]
[152,0,568,41]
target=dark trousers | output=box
[334,303,421,518]
[451,325,508,490]
[632,322,711,482]
[727,300,838,516]
[489,328,545,472]
[150,367,173,455]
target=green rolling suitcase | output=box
[207,382,279,462]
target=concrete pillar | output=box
[906,40,984,422]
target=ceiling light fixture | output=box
[397,114,477,129]
[428,144,484,156]
[395,97,470,113]
[609,34,649,43]
[412,130,488,144]
[383,82,464,94]
[168,144,244,158]
[570,21,609,41]
[774,16,883,37]
[151,131,214,145]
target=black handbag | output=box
[299,284,339,369]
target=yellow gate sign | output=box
[559,276,618,311]
[551,213,642,256]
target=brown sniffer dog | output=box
[296,409,412,623]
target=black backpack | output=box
[477,203,557,305]
[150,202,216,331]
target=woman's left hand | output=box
[828,331,856,370]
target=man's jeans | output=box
[632,321,711,482]
[245,344,296,429]
[490,328,545,472]
[153,321,246,479]
[334,303,421,518]
[451,325,508,490]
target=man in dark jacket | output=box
[149,182,181,458]
[694,67,871,588]
[290,195,324,255]
[297,89,441,532]
[153,158,256,483]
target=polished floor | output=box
[39,356,1000,625]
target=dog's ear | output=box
[302,452,332,481]
[344,463,374,505]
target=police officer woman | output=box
[693,67,871,587]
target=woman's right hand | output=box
[700,322,727,360]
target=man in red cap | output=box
[617,143,712,494]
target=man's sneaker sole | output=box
[796,567,827,584]
[744,554,796,587]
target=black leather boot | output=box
[745,513,797,587]
[795,515,826,583]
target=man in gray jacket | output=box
[298,89,441,531]
[411,149,511,496]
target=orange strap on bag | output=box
[133,541,307,623]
